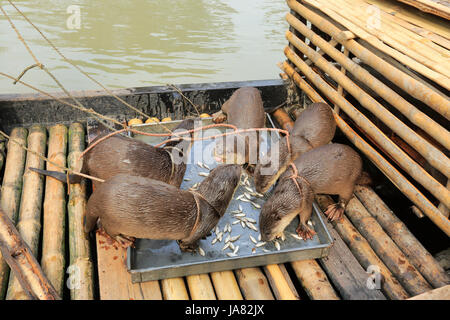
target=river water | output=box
[0,0,288,94]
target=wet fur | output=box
[85,164,242,251]
[215,87,265,164]
[260,144,362,241]
[254,102,336,193]
[29,119,195,189]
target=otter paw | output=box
[324,203,345,222]
[115,235,136,248]
[296,225,316,240]
[177,240,199,253]
[212,113,227,124]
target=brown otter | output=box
[85,164,242,251]
[213,87,266,165]
[259,143,362,242]
[29,118,195,189]
[254,102,336,194]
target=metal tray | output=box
[126,117,333,283]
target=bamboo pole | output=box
[320,0,450,72]
[285,31,450,184]
[0,127,28,299]
[67,123,94,300]
[286,12,450,151]
[283,46,450,236]
[235,267,275,300]
[161,278,189,300]
[210,271,243,300]
[6,126,47,300]
[286,0,450,118]
[290,260,340,300]
[0,206,60,300]
[344,196,432,296]
[186,274,216,300]
[408,284,450,300]
[263,264,299,300]
[295,0,450,90]
[354,186,450,288]
[40,125,67,297]
[316,195,410,300]
[396,0,450,20]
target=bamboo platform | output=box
[0,118,447,300]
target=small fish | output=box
[233,245,239,254]
[234,213,246,218]
[240,198,251,203]
[262,248,270,253]
[250,235,257,244]
[203,163,211,170]
[232,220,241,225]
[222,242,231,251]
[238,204,243,211]
[199,247,206,256]
[229,242,235,250]
[224,235,231,243]
[244,193,252,200]
[308,220,313,226]
[183,178,191,181]
[212,238,218,245]
[244,186,253,193]
[224,223,230,234]
[197,161,204,168]
[198,172,209,177]
[226,252,237,258]
[245,217,257,224]
[247,223,258,232]
[290,233,303,241]
[256,241,266,247]
[240,221,246,228]
[217,232,223,242]
[274,241,281,251]
[230,235,241,242]
[250,201,261,209]
[236,194,244,201]
[215,226,220,235]
[258,234,262,241]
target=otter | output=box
[254,102,336,194]
[85,164,242,251]
[213,87,266,166]
[29,118,195,189]
[259,143,362,242]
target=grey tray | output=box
[126,117,333,283]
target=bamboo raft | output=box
[0,0,449,300]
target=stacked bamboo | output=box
[284,0,450,236]
[396,0,450,20]
[6,126,47,300]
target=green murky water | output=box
[0,0,288,94]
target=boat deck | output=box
[0,116,448,300]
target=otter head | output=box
[197,164,242,217]
[259,196,297,242]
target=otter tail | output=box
[356,171,372,186]
[29,167,81,184]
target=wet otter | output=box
[259,143,362,242]
[213,87,266,165]
[254,102,336,194]
[29,118,195,189]
[85,164,242,251]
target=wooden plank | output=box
[354,186,450,288]
[317,206,387,300]
[263,264,300,300]
[408,284,450,300]
[290,259,340,300]
[0,127,27,299]
[344,196,433,296]
[235,268,274,300]
[96,230,162,300]
[210,271,243,300]
[186,274,216,300]
[396,0,450,20]
[161,278,189,300]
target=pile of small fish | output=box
[188,161,315,258]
